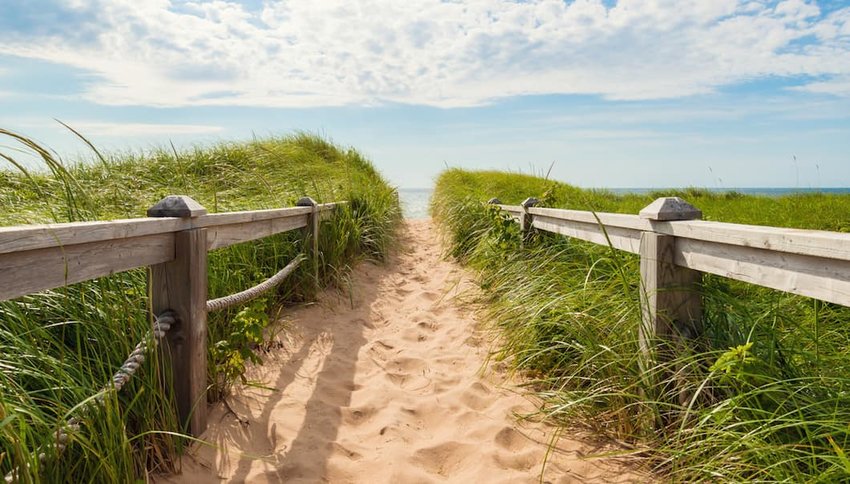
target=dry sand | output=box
[163,220,643,483]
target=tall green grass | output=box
[432,168,850,481]
[0,129,400,482]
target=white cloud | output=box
[794,76,850,95]
[0,0,849,108]
[60,121,224,136]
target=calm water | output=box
[608,187,850,196]
[398,187,850,219]
[398,188,433,219]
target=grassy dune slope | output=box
[0,130,400,482]
[432,168,850,482]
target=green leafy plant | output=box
[212,298,269,392]
[709,341,756,383]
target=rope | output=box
[4,312,175,484]
[206,255,305,313]
[8,254,305,480]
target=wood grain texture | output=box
[0,203,344,257]
[676,238,850,307]
[206,215,308,251]
[639,233,702,345]
[528,207,649,231]
[531,215,642,253]
[519,198,538,234]
[654,220,850,262]
[639,232,702,410]
[149,228,209,436]
[0,233,174,301]
[317,202,340,211]
[317,202,340,222]
[0,218,187,255]
[498,205,524,215]
[525,206,850,261]
[193,206,311,228]
[309,205,320,290]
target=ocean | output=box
[397,187,850,219]
[399,188,433,219]
[607,188,850,196]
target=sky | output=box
[0,0,849,189]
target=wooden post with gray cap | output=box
[297,197,320,291]
[147,195,209,436]
[520,197,539,243]
[638,197,703,406]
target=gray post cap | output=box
[147,195,207,218]
[296,197,318,207]
[639,197,702,221]
[521,197,539,209]
[487,198,502,205]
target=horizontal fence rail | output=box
[0,200,338,302]
[494,198,850,307]
[491,196,850,410]
[0,194,343,472]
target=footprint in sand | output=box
[388,356,428,373]
[494,426,528,452]
[492,448,540,472]
[341,405,379,426]
[411,441,478,477]
[433,374,462,394]
[430,305,447,317]
[459,382,494,411]
[385,372,432,392]
[401,326,429,343]
[416,320,439,332]
[367,340,398,364]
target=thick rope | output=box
[4,312,175,484]
[206,255,305,313]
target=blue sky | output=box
[1,0,849,189]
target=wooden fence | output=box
[493,196,850,396]
[0,195,341,436]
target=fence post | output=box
[296,197,320,291]
[638,197,703,408]
[520,197,539,239]
[147,195,209,436]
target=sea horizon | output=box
[398,186,850,219]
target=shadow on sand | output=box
[210,251,396,482]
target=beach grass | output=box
[0,129,401,482]
[431,168,850,481]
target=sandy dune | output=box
[164,220,642,483]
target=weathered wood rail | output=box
[493,196,850,399]
[0,195,341,436]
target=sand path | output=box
[166,220,639,483]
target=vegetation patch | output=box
[0,129,401,481]
[432,168,850,481]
